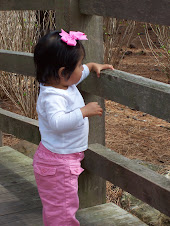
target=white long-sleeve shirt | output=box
[36,64,90,154]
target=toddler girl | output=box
[33,29,113,226]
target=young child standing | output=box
[33,29,114,226]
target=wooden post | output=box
[55,0,106,208]
[0,131,2,147]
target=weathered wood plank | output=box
[55,0,106,209]
[77,203,147,225]
[0,109,40,145]
[0,191,39,206]
[0,114,170,214]
[0,182,38,198]
[0,146,33,165]
[1,50,170,122]
[0,165,33,177]
[80,0,170,26]
[0,146,147,225]
[83,144,170,217]
[0,145,169,224]
[79,70,170,122]
[0,50,34,76]
[0,119,170,215]
[0,0,58,10]
[0,196,41,216]
[0,131,2,146]
[0,146,41,222]
[2,218,42,226]
[0,145,145,225]
[0,207,42,225]
[0,170,35,187]
[0,147,37,189]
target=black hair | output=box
[34,31,85,83]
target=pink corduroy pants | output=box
[33,142,84,226]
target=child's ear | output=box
[58,67,65,78]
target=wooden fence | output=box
[0,0,170,217]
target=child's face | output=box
[64,57,84,86]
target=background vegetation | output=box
[0,11,169,119]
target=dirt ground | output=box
[105,26,170,168]
[104,25,170,204]
[0,24,170,207]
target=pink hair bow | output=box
[59,29,88,46]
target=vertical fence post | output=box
[55,0,106,208]
[0,131,3,147]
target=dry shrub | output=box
[144,24,170,82]
[0,72,39,119]
[103,18,136,67]
[0,10,56,118]
[103,18,170,82]
[1,13,169,116]
[0,11,37,52]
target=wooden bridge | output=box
[0,0,170,225]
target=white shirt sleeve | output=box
[44,95,84,133]
[76,64,90,86]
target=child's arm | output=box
[80,63,114,118]
[77,63,114,86]
[76,64,89,85]
[44,95,85,133]
[86,62,114,77]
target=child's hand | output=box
[92,63,114,77]
[86,62,114,77]
[81,102,103,118]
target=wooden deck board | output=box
[0,207,42,225]
[0,146,147,225]
[0,146,42,225]
[77,203,147,226]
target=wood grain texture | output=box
[55,0,106,208]
[1,50,170,122]
[0,146,42,225]
[0,0,58,10]
[0,50,34,76]
[78,69,170,122]
[1,128,170,216]
[0,146,147,225]
[0,108,40,144]
[83,144,170,217]
[77,203,147,225]
[0,131,2,147]
[80,0,170,26]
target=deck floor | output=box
[0,146,42,225]
[0,146,147,226]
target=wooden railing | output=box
[79,0,170,26]
[1,50,170,122]
[1,0,170,26]
[0,0,170,217]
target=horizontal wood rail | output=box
[0,50,34,76]
[0,0,59,10]
[80,0,170,26]
[79,70,170,122]
[0,108,40,144]
[1,0,170,26]
[0,108,169,216]
[1,0,169,220]
[85,144,170,217]
[1,50,170,122]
